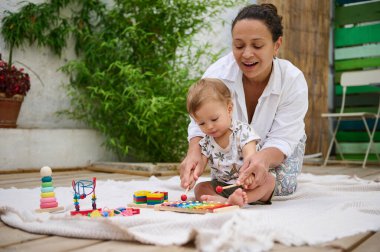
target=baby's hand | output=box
[242,174,258,190]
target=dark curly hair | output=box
[231,3,283,42]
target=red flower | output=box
[0,59,31,97]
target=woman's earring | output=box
[273,55,277,59]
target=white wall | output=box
[0,0,252,169]
[1,0,252,128]
[0,0,85,129]
[0,129,116,170]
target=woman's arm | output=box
[239,71,308,186]
[241,141,258,188]
[238,146,284,187]
[179,136,206,189]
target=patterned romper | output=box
[199,120,260,188]
[200,120,306,197]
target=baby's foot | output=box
[227,188,247,207]
[200,194,227,203]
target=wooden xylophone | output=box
[154,200,239,214]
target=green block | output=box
[42,182,53,187]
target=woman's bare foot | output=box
[227,188,247,207]
[200,194,227,203]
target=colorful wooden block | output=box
[156,191,168,201]
[133,190,150,204]
[147,192,164,205]
[133,190,168,205]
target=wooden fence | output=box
[258,0,331,155]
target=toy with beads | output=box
[154,201,239,214]
[70,177,101,216]
[35,166,64,213]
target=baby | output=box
[186,78,275,206]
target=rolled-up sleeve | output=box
[261,74,308,157]
[187,116,205,142]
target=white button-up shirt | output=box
[188,52,308,158]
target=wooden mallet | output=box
[215,184,239,193]
[181,187,189,201]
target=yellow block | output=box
[41,192,55,198]
[90,210,102,218]
[134,190,151,197]
[147,192,164,198]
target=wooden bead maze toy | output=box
[71,177,101,216]
[154,201,239,214]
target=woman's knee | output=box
[274,175,298,196]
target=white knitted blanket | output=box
[1,173,380,252]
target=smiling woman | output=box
[180,3,308,200]
[232,19,281,85]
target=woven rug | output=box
[1,173,380,252]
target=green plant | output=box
[1,0,244,161]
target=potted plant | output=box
[0,53,31,128]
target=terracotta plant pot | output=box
[0,93,24,128]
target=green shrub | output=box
[1,0,243,161]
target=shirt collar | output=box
[261,58,282,97]
[218,52,241,82]
[223,53,282,97]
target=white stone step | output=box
[0,128,116,171]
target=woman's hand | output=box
[237,147,284,188]
[179,137,205,190]
[241,174,258,190]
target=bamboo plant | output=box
[1,0,243,161]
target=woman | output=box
[180,3,308,197]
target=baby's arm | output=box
[242,141,257,157]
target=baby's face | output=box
[193,100,232,139]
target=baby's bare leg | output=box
[245,173,276,204]
[194,181,227,202]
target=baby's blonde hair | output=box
[187,78,232,117]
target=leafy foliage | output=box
[1,0,243,161]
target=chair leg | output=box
[333,135,345,161]
[323,118,341,166]
[363,115,380,168]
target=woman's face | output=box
[232,19,281,83]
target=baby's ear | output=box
[228,101,233,113]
